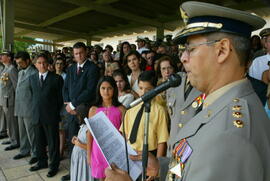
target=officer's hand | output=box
[130,152,159,177]
[105,163,132,181]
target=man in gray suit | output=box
[0,50,19,151]
[13,51,38,164]
[104,2,270,181]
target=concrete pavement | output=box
[0,138,69,181]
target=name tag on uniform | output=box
[170,163,182,177]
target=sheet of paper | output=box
[84,111,142,180]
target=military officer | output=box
[104,1,270,181]
[166,72,201,155]
[161,73,201,180]
[0,50,19,150]
[0,61,8,139]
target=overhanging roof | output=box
[13,0,270,43]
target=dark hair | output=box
[90,50,99,61]
[156,55,177,78]
[55,53,66,60]
[73,42,86,50]
[105,45,113,52]
[120,41,131,65]
[53,57,67,70]
[34,53,49,63]
[112,69,131,91]
[76,103,91,125]
[250,35,262,52]
[205,32,251,66]
[39,50,53,64]
[94,76,122,107]
[138,70,157,87]
[124,50,146,74]
[14,51,30,61]
[141,50,150,55]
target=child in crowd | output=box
[70,103,93,181]
[121,71,169,157]
[87,76,125,180]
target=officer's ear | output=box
[215,38,231,64]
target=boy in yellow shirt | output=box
[120,71,169,157]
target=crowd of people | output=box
[0,1,270,181]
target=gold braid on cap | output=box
[186,22,223,29]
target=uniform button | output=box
[178,123,183,128]
[180,111,185,115]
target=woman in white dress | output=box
[113,69,135,108]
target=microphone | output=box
[127,73,182,109]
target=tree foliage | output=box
[0,37,36,52]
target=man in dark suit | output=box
[62,42,99,181]
[29,53,63,178]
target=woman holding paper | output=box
[88,76,126,180]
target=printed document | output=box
[85,111,142,180]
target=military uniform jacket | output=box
[166,72,201,154]
[14,65,37,117]
[0,63,4,74]
[0,64,18,107]
[172,80,270,181]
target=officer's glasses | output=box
[181,39,220,57]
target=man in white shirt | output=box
[249,28,270,80]
[136,37,149,54]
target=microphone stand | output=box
[142,101,151,181]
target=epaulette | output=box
[226,97,251,138]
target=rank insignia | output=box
[232,112,243,118]
[232,105,242,111]
[233,120,244,128]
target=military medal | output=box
[0,72,9,86]
[192,101,198,108]
[192,93,206,109]
[168,139,193,180]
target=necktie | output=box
[77,67,82,75]
[19,70,25,82]
[195,104,203,115]
[184,82,192,100]
[40,75,44,87]
[129,104,145,144]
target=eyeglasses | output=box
[180,39,220,57]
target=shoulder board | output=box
[226,97,251,138]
